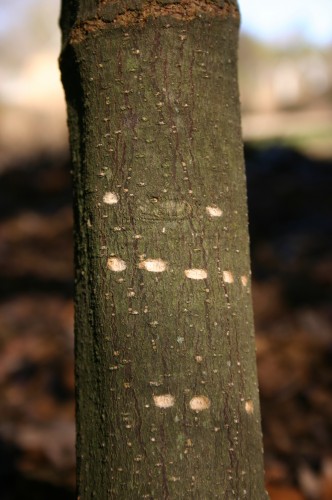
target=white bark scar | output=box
[189,396,211,411]
[107,257,126,272]
[223,270,234,283]
[185,269,207,280]
[241,275,248,287]
[245,400,254,414]
[138,258,167,272]
[103,192,118,204]
[153,394,175,408]
[206,205,223,217]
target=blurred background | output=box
[0,1,331,498]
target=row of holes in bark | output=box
[107,257,248,286]
[153,394,254,415]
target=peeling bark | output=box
[60,0,267,497]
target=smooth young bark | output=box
[60,1,267,498]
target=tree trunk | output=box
[60,1,267,498]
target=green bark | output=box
[60,1,267,498]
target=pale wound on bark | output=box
[184,269,208,280]
[138,258,167,272]
[153,394,175,408]
[103,192,118,205]
[241,275,248,287]
[206,205,223,217]
[223,270,234,283]
[189,395,211,411]
[245,400,254,415]
[107,257,127,272]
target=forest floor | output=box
[0,145,331,499]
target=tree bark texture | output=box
[60,1,267,498]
